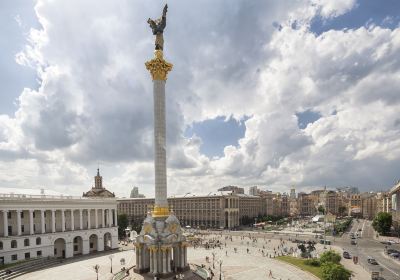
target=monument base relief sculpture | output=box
[134,5,189,278]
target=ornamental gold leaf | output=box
[145,50,173,80]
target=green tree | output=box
[338,206,347,217]
[318,206,325,215]
[321,262,351,280]
[320,250,341,264]
[372,212,392,236]
[117,214,129,238]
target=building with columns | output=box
[118,192,267,230]
[0,188,118,265]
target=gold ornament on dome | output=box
[145,50,173,81]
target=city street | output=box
[336,219,400,280]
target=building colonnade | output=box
[1,208,118,237]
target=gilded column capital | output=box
[145,50,173,81]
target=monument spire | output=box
[145,3,172,217]
[135,5,189,277]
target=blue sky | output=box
[185,116,247,158]
[311,0,400,34]
[0,0,400,197]
[0,0,39,115]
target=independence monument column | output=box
[135,5,188,278]
[145,4,172,218]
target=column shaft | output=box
[87,209,91,229]
[114,208,118,227]
[138,247,142,269]
[29,210,34,234]
[108,209,112,227]
[41,210,45,233]
[94,209,98,228]
[167,249,171,273]
[154,250,158,274]
[17,210,22,236]
[61,209,65,232]
[153,80,168,207]
[79,209,83,230]
[3,210,8,237]
[71,210,74,231]
[150,250,153,273]
[102,209,105,228]
[51,210,56,233]
[162,249,167,274]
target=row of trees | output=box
[305,250,351,280]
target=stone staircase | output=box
[0,258,62,280]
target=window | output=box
[37,250,42,257]
[74,245,78,251]
[8,226,12,236]
[21,211,24,218]
[90,242,94,249]
[11,240,17,248]
[21,225,24,233]
[11,254,17,261]
[24,238,30,247]
[25,252,30,259]
[36,237,41,245]
[0,241,2,250]
[7,212,11,219]
[34,224,36,232]
[33,212,35,218]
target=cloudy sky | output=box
[1,0,400,197]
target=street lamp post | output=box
[109,254,114,274]
[219,260,223,280]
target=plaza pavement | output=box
[15,231,370,280]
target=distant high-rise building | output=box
[130,186,145,198]
[290,188,296,199]
[218,186,244,194]
[249,186,259,196]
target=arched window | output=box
[36,237,41,245]
[0,241,3,250]
[24,238,30,247]
[11,240,17,248]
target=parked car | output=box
[389,252,400,258]
[343,251,351,259]
[367,257,378,265]
[386,248,399,254]
[351,240,357,245]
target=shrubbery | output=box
[303,251,351,280]
[321,262,351,280]
[304,258,321,267]
[320,250,341,264]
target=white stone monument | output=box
[134,5,189,278]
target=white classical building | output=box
[0,188,118,265]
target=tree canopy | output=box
[320,250,341,264]
[372,212,392,236]
[117,213,129,238]
[321,262,351,280]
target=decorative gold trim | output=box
[145,50,173,81]
[152,205,170,217]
